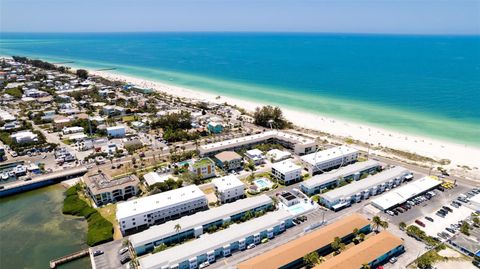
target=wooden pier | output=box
[49,249,89,268]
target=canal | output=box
[0,184,91,269]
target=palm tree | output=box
[361,263,371,269]
[174,223,181,233]
[303,251,320,268]
[331,237,344,254]
[173,223,182,241]
[268,196,279,210]
[372,216,382,233]
[380,220,389,231]
[353,228,359,237]
[358,233,365,242]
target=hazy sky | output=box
[1,0,479,34]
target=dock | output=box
[49,249,89,268]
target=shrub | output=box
[62,184,113,246]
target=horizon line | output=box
[1,30,479,37]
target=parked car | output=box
[199,261,210,269]
[436,211,445,218]
[386,210,395,216]
[118,247,129,255]
[425,216,434,222]
[120,254,131,264]
[442,206,453,212]
[415,220,426,227]
[93,250,104,257]
[389,257,398,264]
[247,244,256,249]
[445,227,456,234]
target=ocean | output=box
[1,32,479,145]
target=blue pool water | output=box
[288,203,310,215]
[254,178,273,189]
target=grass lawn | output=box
[122,115,135,122]
[97,204,122,240]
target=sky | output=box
[0,0,479,34]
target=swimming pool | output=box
[287,202,316,216]
[253,178,273,189]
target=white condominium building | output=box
[116,185,208,235]
[199,130,316,156]
[300,146,359,175]
[212,175,246,203]
[271,159,302,185]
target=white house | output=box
[245,149,265,165]
[63,126,84,135]
[11,130,38,144]
[107,126,126,138]
[271,160,302,185]
[116,185,208,235]
[266,149,291,163]
[212,175,246,203]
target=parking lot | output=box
[414,205,475,238]
[380,183,472,225]
[91,240,128,269]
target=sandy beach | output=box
[92,70,480,172]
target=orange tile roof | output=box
[314,231,403,269]
[237,213,370,269]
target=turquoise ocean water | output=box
[1,33,479,145]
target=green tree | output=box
[380,220,389,231]
[361,264,371,269]
[76,69,89,79]
[331,236,345,254]
[473,217,479,226]
[253,105,291,129]
[416,250,436,269]
[303,251,320,268]
[372,216,382,232]
[399,222,407,230]
[152,243,168,254]
[460,222,470,236]
[174,223,181,233]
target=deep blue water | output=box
[1,33,479,144]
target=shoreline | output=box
[90,69,480,171]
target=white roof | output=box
[302,160,380,189]
[272,159,302,174]
[11,130,37,139]
[107,125,125,131]
[371,176,442,210]
[199,130,315,152]
[64,126,84,131]
[246,149,263,156]
[0,110,16,121]
[143,172,171,186]
[129,194,272,248]
[301,146,358,165]
[322,166,410,202]
[212,175,245,192]
[116,185,206,220]
[470,193,480,211]
[68,133,87,140]
[138,209,291,269]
